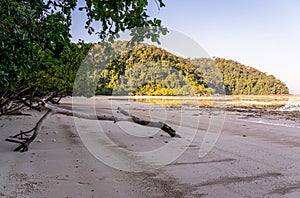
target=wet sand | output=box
[1,96,300,197]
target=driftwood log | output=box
[5,101,179,152]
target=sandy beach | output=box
[1,96,300,198]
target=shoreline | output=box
[106,94,300,108]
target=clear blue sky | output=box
[71,0,300,94]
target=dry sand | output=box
[1,96,300,198]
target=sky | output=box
[70,0,300,94]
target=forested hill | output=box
[96,42,289,95]
[97,43,208,95]
[192,58,289,95]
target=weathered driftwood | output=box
[6,102,178,152]
[117,107,179,137]
[6,110,53,152]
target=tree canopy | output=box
[0,0,167,114]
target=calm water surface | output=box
[127,95,300,111]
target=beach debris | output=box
[5,99,179,152]
[6,110,53,151]
[117,107,179,138]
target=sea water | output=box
[127,95,300,130]
[280,95,300,111]
[129,95,300,110]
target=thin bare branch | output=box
[6,110,53,152]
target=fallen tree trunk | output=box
[6,102,179,152]
[116,107,179,137]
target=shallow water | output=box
[127,95,300,111]
[279,96,300,111]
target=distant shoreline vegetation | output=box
[92,41,289,96]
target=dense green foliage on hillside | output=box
[192,58,289,95]
[96,42,289,95]
[97,43,209,95]
[216,58,289,95]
